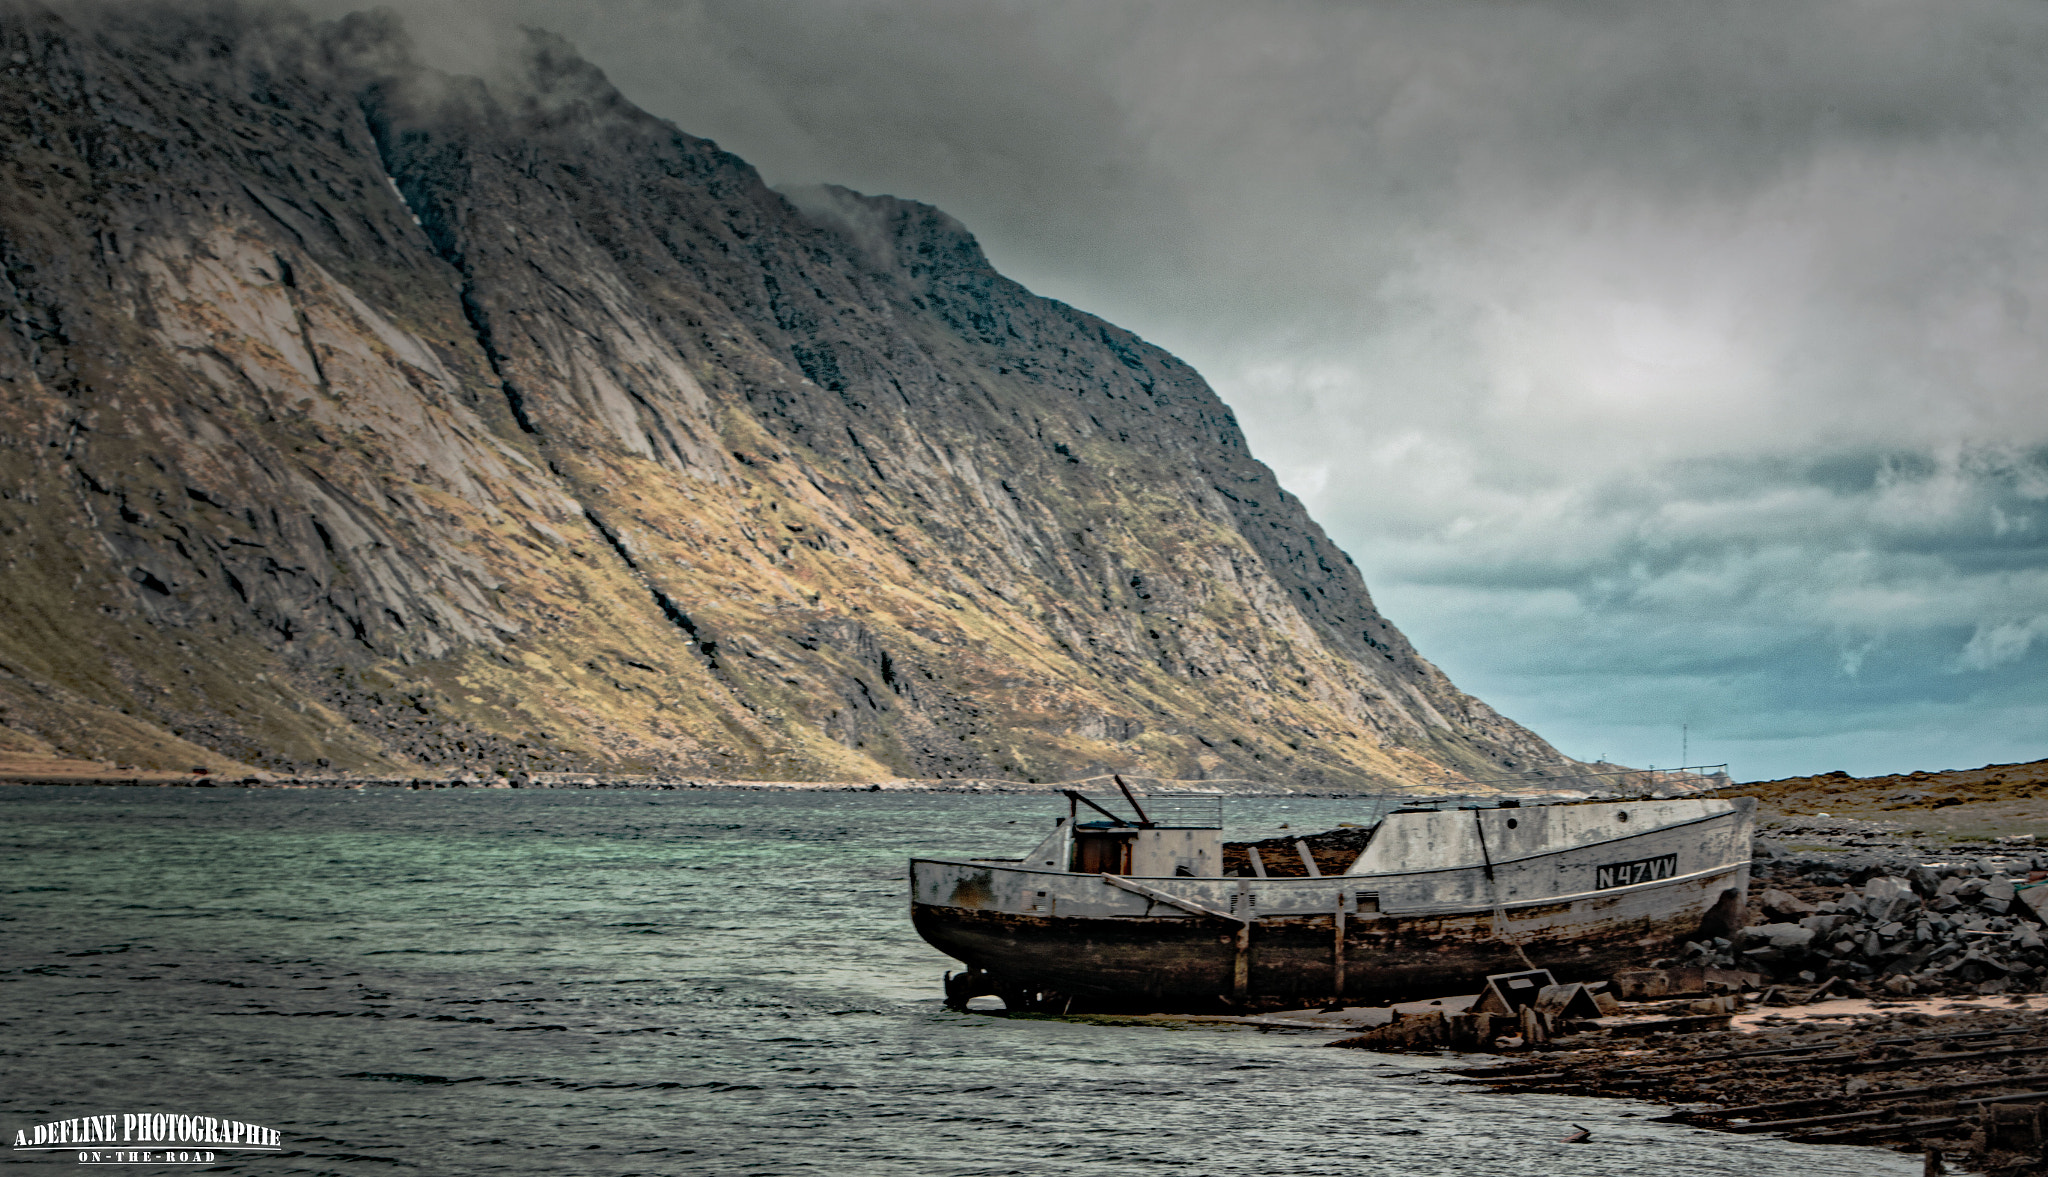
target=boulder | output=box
[2017,884,2048,924]
[1864,877,1921,920]
[1329,1010,1446,1051]
[1735,923,1816,952]
[1761,888,1816,921]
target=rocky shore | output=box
[1323,817,2048,1175]
[1460,998,2048,1175]
[1707,851,2048,998]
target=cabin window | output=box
[1505,818,1518,829]
[1356,892,1380,913]
[1616,811,1629,822]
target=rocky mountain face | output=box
[0,2,1578,788]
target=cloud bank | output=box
[311,0,2048,777]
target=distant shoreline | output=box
[0,775,1469,799]
[0,770,1612,801]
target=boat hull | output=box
[912,864,1747,1011]
[910,798,1755,1012]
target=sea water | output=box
[1,785,1915,1175]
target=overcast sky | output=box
[323,0,2048,781]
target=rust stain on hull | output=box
[911,797,1756,1013]
[945,868,997,910]
[914,877,1747,1013]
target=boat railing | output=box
[1069,792,1225,829]
[1421,763,1732,799]
[1069,768,1733,834]
[1323,794,1535,822]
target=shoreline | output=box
[0,773,1411,796]
[0,768,1610,801]
[1453,995,2048,1174]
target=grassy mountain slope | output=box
[0,2,1578,787]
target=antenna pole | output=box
[1112,774,1154,827]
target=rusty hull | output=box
[913,867,1748,1012]
[910,798,1756,1012]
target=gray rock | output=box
[2018,885,2048,924]
[1761,888,1817,920]
[1736,923,1818,951]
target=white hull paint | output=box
[910,798,1756,1011]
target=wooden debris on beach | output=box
[1453,998,2048,1177]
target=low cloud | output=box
[1961,617,2048,672]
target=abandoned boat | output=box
[911,788,1755,1012]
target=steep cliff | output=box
[0,2,1577,788]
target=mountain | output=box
[0,1,1577,788]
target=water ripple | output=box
[2,785,1919,1176]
